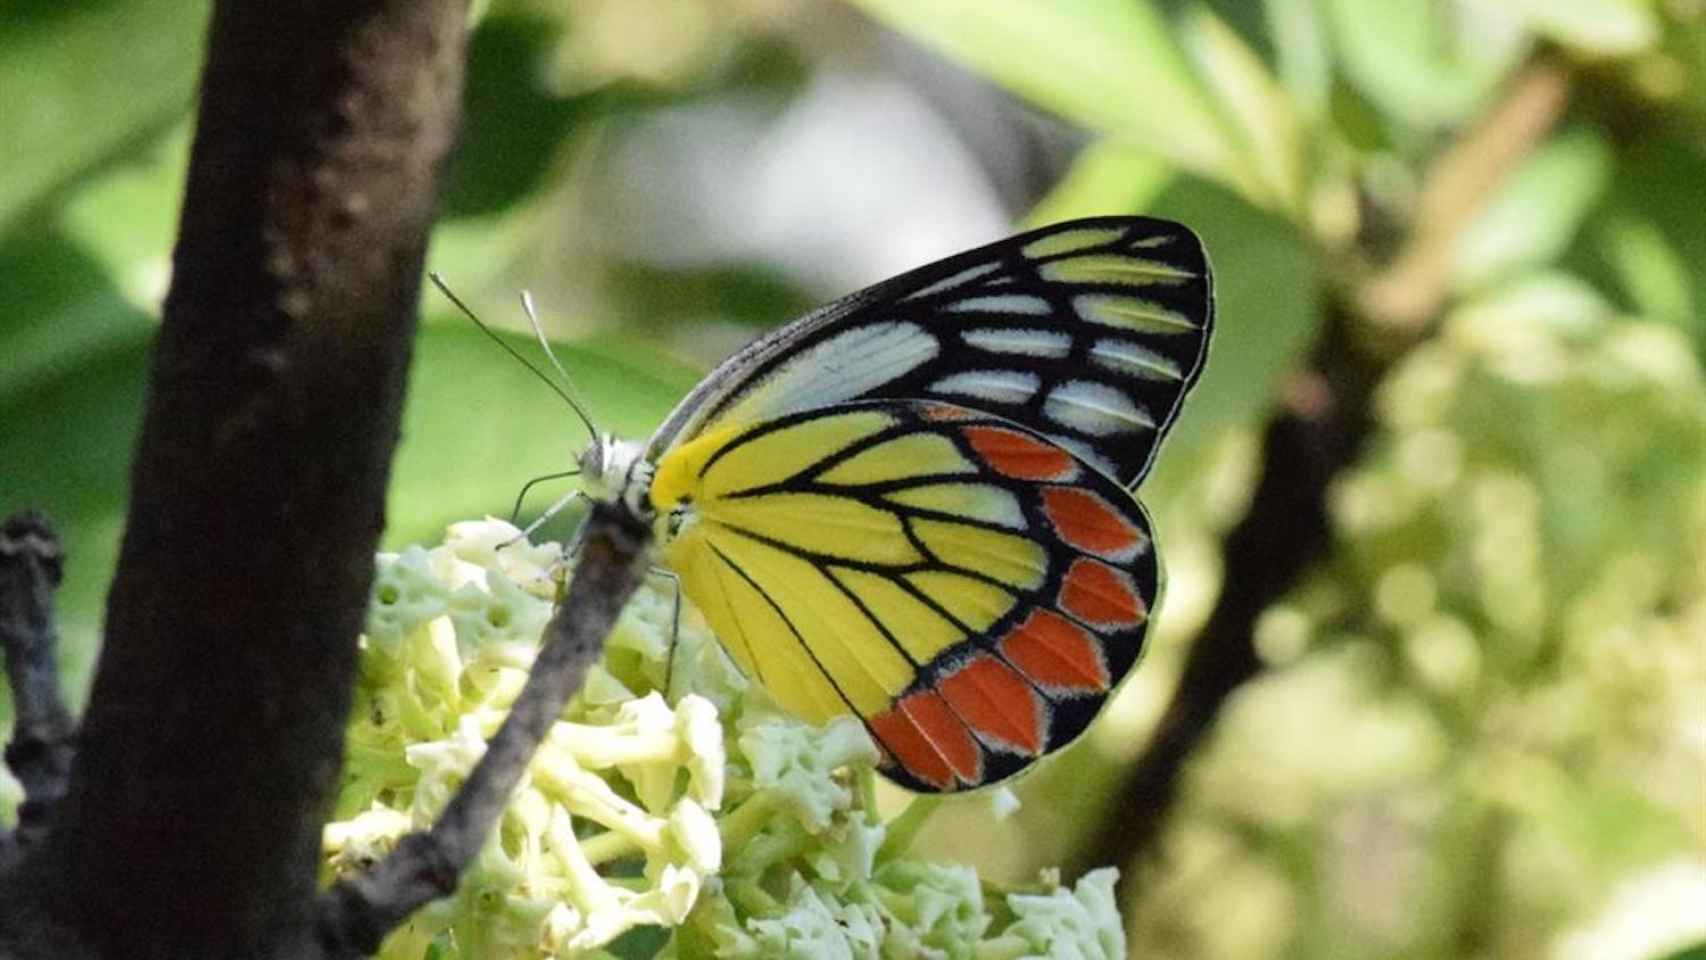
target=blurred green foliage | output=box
[1,0,1702,957]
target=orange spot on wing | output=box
[1059,558,1145,628]
[939,655,1046,755]
[1042,487,1143,559]
[964,426,1077,482]
[1000,608,1110,693]
[868,708,951,790]
[869,691,981,788]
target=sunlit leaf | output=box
[846,0,1252,192]
[1452,127,1613,293]
[1324,0,1526,131]
[1022,139,1173,227]
[1263,0,1333,120]
[1485,0,1660,57]
[1456,271,1615,341]
[1181,5,1305,213]
[0,122,187,410]
[1140,176,1321,487]
[0,0,206,234]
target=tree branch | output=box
[1360,65,1571,328]
[317,503,653,957]
[1,1,469,955]
[0,511,76,866]
[1083,62,1572,876]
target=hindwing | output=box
[652,399,1159,792]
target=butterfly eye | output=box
[576,444,607,486]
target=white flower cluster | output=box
[325,518,1127,959]
[328,520,727,954]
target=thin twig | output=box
[1360,64,1572,328]
[1082,61,1573,876]
[0,510,76,865]
[316,502,653,957]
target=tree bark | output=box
[0,1,468,956]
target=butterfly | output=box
[575,216,1213,792]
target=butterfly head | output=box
[579,433,654,519]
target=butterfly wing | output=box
[644,216,1213,489]
[651,399,1159,792]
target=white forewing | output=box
[706,321,939,436]
[640,216,1214,491]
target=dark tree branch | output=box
[0,512,76,865]
[0,1,469,956]
[1082,63,1572,876]
[1082,298,1386,874]
[317,503,653,957]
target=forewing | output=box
[645,216,1213,489]
[657,399,1160,792]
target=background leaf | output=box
[1452,125,1613,292]
[1324,0,1526,131]
[1489,0,1660,57]
[846,0,1253,191]
[0,0,208,234]
[1182,4,1306,213]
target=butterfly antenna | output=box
[428,273,601,446]
[518,289,600,446]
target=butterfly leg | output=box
[645,565,684,701]
[507,487,589,548]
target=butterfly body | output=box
[583,217,1212,792]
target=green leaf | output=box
[1023,139,1174,227]
[0,122,187,409]
[1582,134,1706,353]
[1489,0,1660,57]
[1324,0,1526,131]
[1457,271,1615,341]
[0,339,149,706]
[1139,175,1321,502]
[0,225,156,410]
[846,0,1250,191]
[1452,127,1613,293]
[54,125,188,292]
[1263,0,1333,120]
[0,0,206,234]
[1597,213,1696,332]
[1181,5,1305,213]
[440,12,608,219]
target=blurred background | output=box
[2,0,1703,957]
